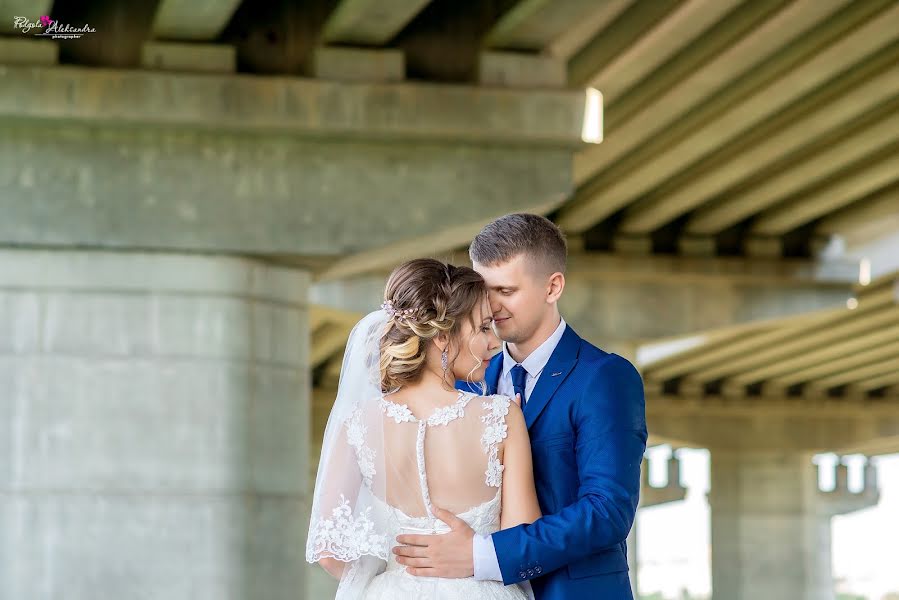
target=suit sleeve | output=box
[490,354,647,584]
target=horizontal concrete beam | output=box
[141,41,236,73]
[768,334,899,388]
[565,252,859,286]
[316,197,565,281]
[816,182,899,246]
[568,0,680,87]
[647,394,899,451]
[633,72,899,236]
[572,0,852,187]
[729,321,899,386]
[321,0,432,46]
[310,305,364,331]
[672,289,896,384]
[684,77,899,236]
[311,251,860,303]
[0,1,54,34]
[309,46,404,82]
[0,248,310,304]
[546,0,632,61]
[751,147,899,235]
[0,121,573,254]
[832,434,899,457]
[563,2,899,233]
[311,322,353,367]
[477,51,566,89]
[0,65,586,147]
[585,0,741,103]
[151,0,243,41]
[0,38,58,65]
[484,0,599,52]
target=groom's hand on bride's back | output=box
[393,507,474,578]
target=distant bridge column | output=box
[628,451,688,597]
[709,451,822,600]
[0,248,310,600]
[648,395,897,600]
[708,451,880,600]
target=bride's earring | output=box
[441,349,448,376]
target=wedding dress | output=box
[306,310,528,600]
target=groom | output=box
[394,213,647,599]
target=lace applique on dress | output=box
[379,398,416,424]
[481,395,511,487]
[306,494,390,563]
[377,391,472,426]
[427,394,472,426]
[346,405,376,487]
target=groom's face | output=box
[472,253,548,345]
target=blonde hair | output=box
[379,259,487,392]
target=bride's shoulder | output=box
[478,393,522,418]
[479,395,526,447]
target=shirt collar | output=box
[502,317,567,379]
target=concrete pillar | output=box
[628,452,688,597]
[816,456,880,517]
[709,451,830,600]
[0,249,310,600]
[709,452,882,600]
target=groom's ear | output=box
[546,272,565,303]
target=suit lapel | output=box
[523,326,580,429]
[485,352,502,395]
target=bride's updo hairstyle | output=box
[379,258,487,393]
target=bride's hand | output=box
[393,507,475,578]
[513,393,522,407]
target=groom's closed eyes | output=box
[490,287,516,296]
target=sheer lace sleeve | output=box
[481,395,512,488]
[306,400,391,564]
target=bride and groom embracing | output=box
[307,214,647,599]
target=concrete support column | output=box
[709,451,831,600]
[0,249,310,600]
[628,452,688,597]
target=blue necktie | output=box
[511,364,528,407]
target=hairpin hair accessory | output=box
[381,299,416,324]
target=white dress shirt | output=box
[473,318,567,590]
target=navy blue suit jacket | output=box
[459,324,646,600]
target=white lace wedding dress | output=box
[308,389,528,600]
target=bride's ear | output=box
[434,332,449,352]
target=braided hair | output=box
[379,259,487,392]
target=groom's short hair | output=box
[469,213,567,275]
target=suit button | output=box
[527,569,534,577]
[519,571,526,579]
[535,566,543,574]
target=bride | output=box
[306,258,541,599]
